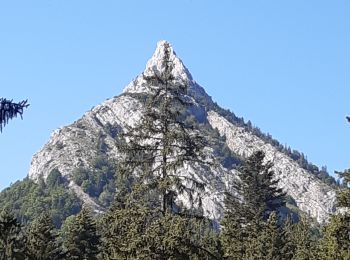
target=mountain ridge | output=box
[26,40,336,223]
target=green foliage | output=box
[318,169,350,259]
[280,216,296,259]
[0,209,27,259]
[0,171,82,227]
[224,151,286,224]
[318,214,350,260]
[72,156,116,207]
[100,202,157,259]
[291,216,318,260]
[336,169,350,208]
[99,43,222,260]
[26,212,64,259]
[46,168,65,188]
[242,213,283,260]
[117,42,207,215]
[221,151,287,259]
[64,207,100,259]
[100,201,221,259]
[0,98,29,132]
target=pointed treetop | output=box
[123,40,193,94]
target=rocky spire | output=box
[123,40,194,93]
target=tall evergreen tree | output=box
[116,41,207,215]
[0,209,27,259]
[101,42,218,259]
[336,169,350,209]
[291,216,317,260]
[26,212,63,260]
[243,211,283,260]
[280,216,296,260]
[221,151,286,259]
[318,168,350,259]
[0,98,29,132]
[64,207,100,259]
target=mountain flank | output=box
[18,41,336,224]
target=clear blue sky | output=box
[0,1,349,190]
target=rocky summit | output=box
[28,40,336,223]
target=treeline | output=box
[0,151,348,259]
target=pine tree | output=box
[280,216,296,260]
[116,41,207,215]
[336,169,350,209]
[262,212,283,260]
[292,216,317,260]
[0,209,27,259]
[100,201,157,259]
[243,212,284,260]
[0,98,29,132]
[101,42,219,259]
[64,207,100,259]
[26,212,63,260]
[221,151,286,259]
[220,211,247,259]
[318,169,350,259]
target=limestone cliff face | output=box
[28,40,336,223]
[207,111,336,223]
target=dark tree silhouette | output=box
[0,98,29,132]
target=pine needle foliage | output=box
[101,42,221,259]
[64,207,100,259]
[26,212,64,260]
[291,216,317,260]
[0,209,27,259]
[100,203,221,260]
[0,98,29,132]
[116,42,207,215]
[221,151,286,259]
[318,169,350,259]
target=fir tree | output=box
[100,201,157,259]
[64,207,100,259]
[243,212,283,260]
[336,169,350,209]
[221,151,286,259]
[261,212,283,260]
[280,216,296,260]
[0,98,29,132]
[116,41,207,215]
[0,209,27,259]
[26,212,63,260]
[318,169,350,259]
[101,42,218,259]
[292,216,317,260]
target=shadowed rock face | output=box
[28,41,336,223]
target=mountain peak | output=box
[26,41,337,224]
[145,40,193,82]
[123,41,193,93]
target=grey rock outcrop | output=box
[28,40,336,222]
[207,111,336,223]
